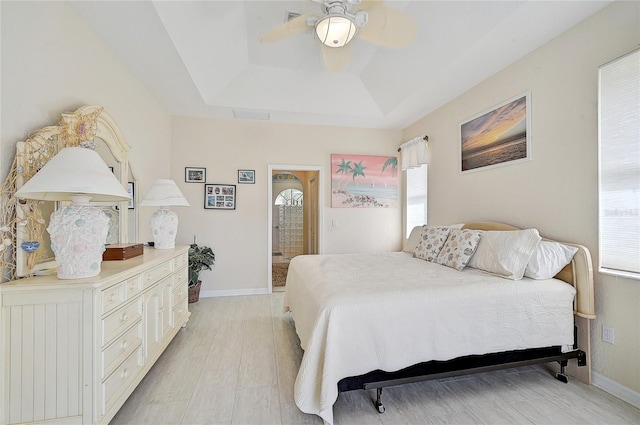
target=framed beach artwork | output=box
[331,154,398,208]
[460,91,531,174]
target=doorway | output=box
[268,165,323,292]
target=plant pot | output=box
[188,280,202,303]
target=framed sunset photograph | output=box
[460,91,531,174]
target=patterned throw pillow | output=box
[435,229,482,271]
[413,225,451,262]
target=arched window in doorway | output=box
[275,188,304,206]
[275,188,304,258]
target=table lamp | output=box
[14,146,131,279]
[140,179,190,249]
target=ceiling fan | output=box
[260,0,417,72]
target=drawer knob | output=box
[120,313,129,323]
[121,368,129,379]
[120,340,128,351]
[109,293,116,302]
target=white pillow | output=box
[467,229,541,280]
[403,226,423,253]
[524,241,578,280]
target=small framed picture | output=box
[238,169,255,184]
[127,182,135,209]
[204,184,236,210]
[185,167,206,183]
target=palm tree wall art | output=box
[331,154,398,208]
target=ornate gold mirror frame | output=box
[0,106,136,281]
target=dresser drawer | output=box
[102,346,143,415]
[172,277,188,308]
[101,281,126,315]
[101,321,143,380]
[102,298,143,347]
[125,275,143,299]
[173,266,188,291]
[143,261,174,289]
[173,251,188,270]
[172,295,189,327]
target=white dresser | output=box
[0,246,190,425]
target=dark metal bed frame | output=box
[338,328,587,413]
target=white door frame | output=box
[268,164,324,293]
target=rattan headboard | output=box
[462,222,595,320]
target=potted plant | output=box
[188,241,215,303]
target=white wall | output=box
[403,1,640,397]
[0,1,172,243]
[171,116,401,294]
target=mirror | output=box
[14,106,137,277]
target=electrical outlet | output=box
[603,325,615,344]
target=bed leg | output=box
[555,360,569,383]
[374,387,385,413]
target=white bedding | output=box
[283,252,576,425]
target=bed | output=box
[283,222,595,425]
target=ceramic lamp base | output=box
[150,208,178,249]
[47,203,109,279]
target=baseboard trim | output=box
[200,288,270,298]
[592,371,640,409]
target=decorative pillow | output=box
[413,225,451,262]
[435,229,482,271]
[467,229,541,280]
[524,241,578,280]
[403,226,424,253]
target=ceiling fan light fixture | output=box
[315,15,356,48]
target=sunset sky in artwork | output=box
[461,96,527,152]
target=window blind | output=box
[598,48,640,277]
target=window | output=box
[405,164,427,238]
[275,188,303,206]
[598,49,640,278]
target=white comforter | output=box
[283,252,576,425]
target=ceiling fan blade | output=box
[320,43,353,72]
[357,0,384,11]
[260,13,314,43]
[356,4,417,48]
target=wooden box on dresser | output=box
[0,246,190,425]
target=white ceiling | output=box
[68,0,610,130]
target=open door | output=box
[268,165,323,292]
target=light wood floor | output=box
[111,294,640,425]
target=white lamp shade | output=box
[15,146,131,202]
[140,179,190,207]
[315,15,357,47]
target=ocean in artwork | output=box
[461,94,529,172]
[462,135,527,171]
[331,154,398,208]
